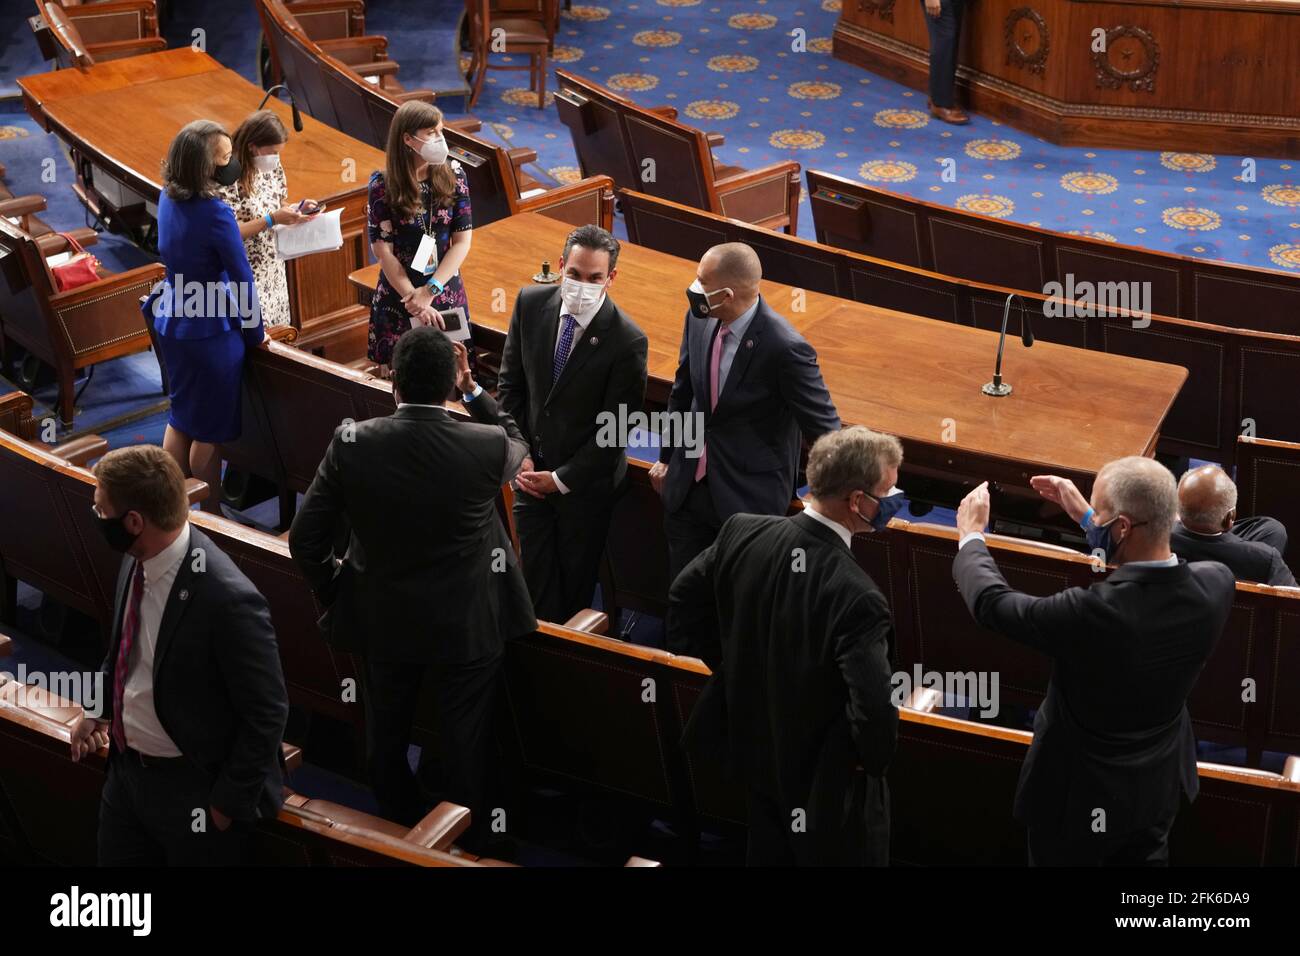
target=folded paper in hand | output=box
[274,209,343,261]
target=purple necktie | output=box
[695,323,730,482]
[553,313,577,383]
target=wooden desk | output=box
[18,48,386,359]
[835,0,1300,156]
[350,213,1187,495]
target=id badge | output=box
[411,233,439,275]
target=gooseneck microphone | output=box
[982,293,1034,397]
[258,84,304,132]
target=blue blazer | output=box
[150,191,265,345]
[659,296,841,520]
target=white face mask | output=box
[560,276,606,316]
[410,133,448,166]
[251,153,281,172]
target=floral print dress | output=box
[366,162,473,365]
[218,165,292,328]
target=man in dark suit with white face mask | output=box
[498,224,649,623]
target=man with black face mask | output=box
[669,427,901,866]
[952,458,1236,866]
[71,445,288,865]
[651,242,840,650]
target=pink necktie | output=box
[695,324,730,482]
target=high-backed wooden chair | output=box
[34,0,165,69]
[282,0,366,40]
[806,168,1300,337]
[556,70,800,232]
[0,216,163,424]
[465,0,549,109]
[1236,435,1300,572]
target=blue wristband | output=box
[1079,507,1095,531]
[264,213,275,229]
[427,276,444,294]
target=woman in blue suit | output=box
[150,120,267,513]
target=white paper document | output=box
[274,209,343,261]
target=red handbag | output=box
[50,233,101,293]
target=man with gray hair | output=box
[1171,464,1294,587]
[953,457,1235,865]
[670,426,901,865]
[652,241,840,650]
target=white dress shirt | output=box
[549,294,607,496]
[801,502,853,549]
[121,526,190,757]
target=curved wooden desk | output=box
[834,0,1300,156]
[17,48,386,360]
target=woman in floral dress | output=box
[218,110,313,329]
[367,100,474,373]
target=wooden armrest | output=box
[705,131,725,148]
[86,37,168,56]
[0,195,48,218]
[646,105,678,121]
[318,35,388,54]
[36,233,75,256]
[281,742,303,773]
[391,89,436,104]
[506,147,538,167]
[563,608,608,635]
[61,227,99,249]
[268,324,299,344]
[714,161,800,193]
[349,60,400,79]
[403,801,472,850]
[184,477,209,505]
[286,0,365,12]
[446,117,483,133]
[0,634,11,659]
[625,856,663,867]
[61,0,159,17]
[49,434,108,466]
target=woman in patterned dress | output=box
[367,100,474,374]
[219,110,314,329]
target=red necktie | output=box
[110,560,145,752]
[695,323,730,482]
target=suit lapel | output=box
[534,287,563,397]
[694,317,718,421]
[716,301,767,412]
[108,557,134,658]
[152,526,198,681]
[546,295,614,405]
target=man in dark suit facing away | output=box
[670,427,901,865]
[289,329,536,845]
[1170,464,1295,587]
[497,224,648,624]
[70,445,289,865]
[650,242,841,648]
[953,457,1236,866]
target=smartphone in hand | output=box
[297,199,325,215]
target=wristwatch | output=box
[426,276,445,294]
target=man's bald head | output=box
[702,242,761,290]
[695,242,761,324]
[1177,464,1238,534]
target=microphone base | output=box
[981,381,1013,397]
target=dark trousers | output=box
[98,748,249,866]
[1232,515,1288,555]
[361,650,503,845]
[921,0,965,108]
[664,478,724,653]
[513,486,615,624]
[745,780,888,867]
[1027,808,1176,866]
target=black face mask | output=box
[94,507,139,554]
[213,157,242,187]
